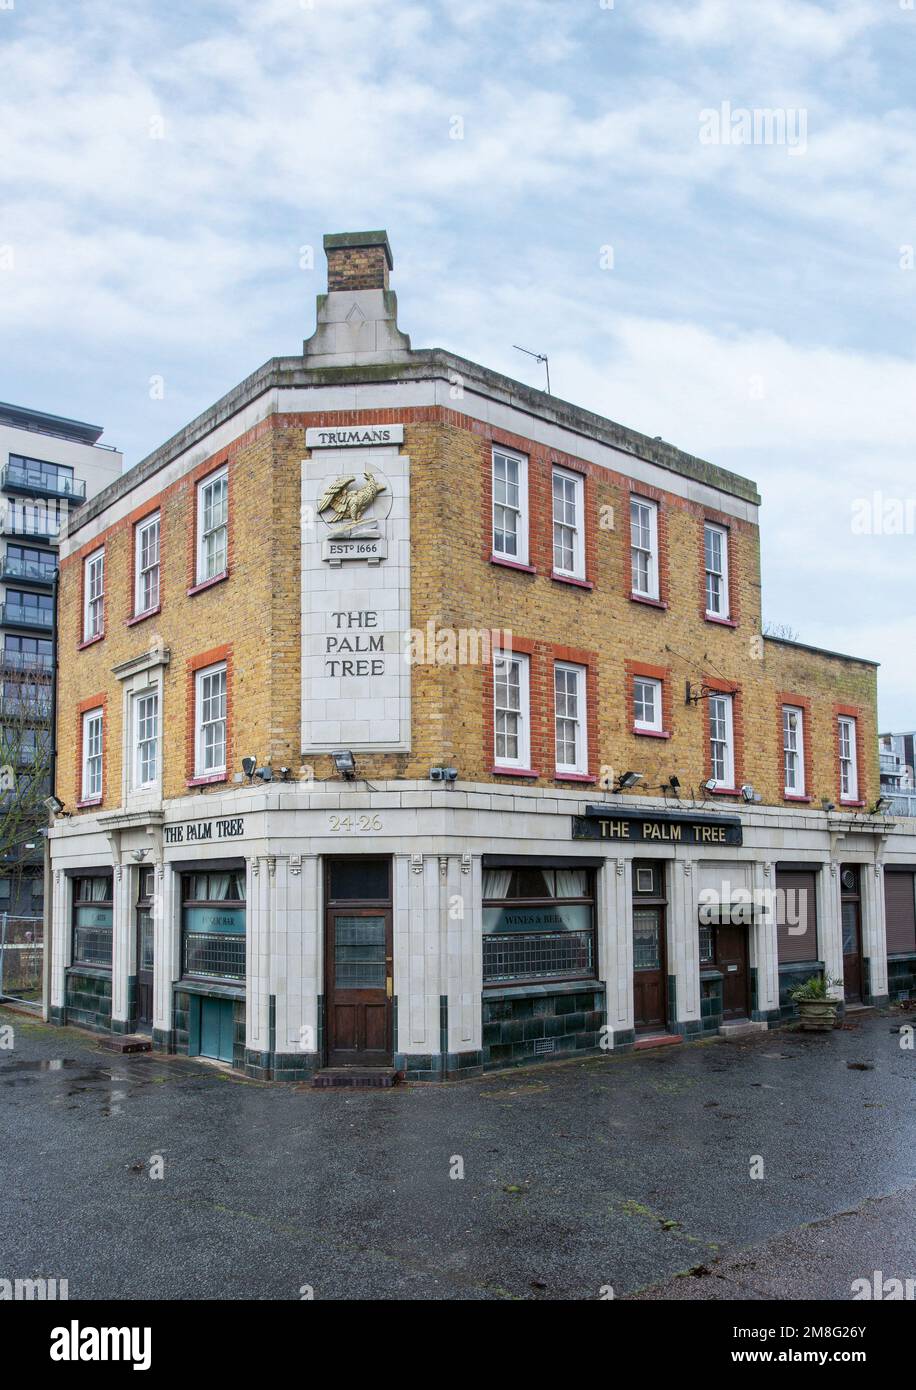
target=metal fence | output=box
[0,913,43,1006]
[886,793,916,819]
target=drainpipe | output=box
[41,568,59,1022]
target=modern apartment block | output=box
[45,232,916,1080]
[0,401,122,918]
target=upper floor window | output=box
[634,675,663,734]
[493,650,530,769]
[492,448,528,565]
[135,513,160,615]
[196,469,228,584]
[133,690,159,789]
[708,693,735,789]
[704,522,730,619]
[552,468,584,579]
[554,662,587,774]
[81,707,103,801]
[195,663,227,776]
[630,498,659,600]
[83,550,104,640]
[838,716,858,802]
[783,705,805,796]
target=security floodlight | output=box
[741,784,756,803]
[615,771,643,791]
[668,776,680,791]
[701,778,718,795]
[871,797,892,815]
[332,749,356,780]
[43,795,64,816]
[241,756,257,779]
[821,798,836,813]
[255,766,273,782]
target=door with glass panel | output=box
[136,868,155,1030]
[632,861,668,1032]
[841,866,863,1004]
[325,859,393,1067]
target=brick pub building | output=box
[46,232,916,1079]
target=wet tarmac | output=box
[1,1006,914,1299]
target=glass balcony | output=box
[2,513,61,541]
[0,693,52,719]
[0,650,53,673]
[0,556,57,586]
[1,461,86,502]
[0,603,54,631]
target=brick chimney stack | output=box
[324,230,393,293]
[303,229,410,367]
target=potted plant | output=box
[789,974,842,1031]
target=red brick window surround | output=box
[701,514,739,628]
[777,693,812,802]
[188,458,231,596]
[548,645,598,783]
[628,487,669,610]
[128,507,162,624]
[78,547,105,649]
[704,677,744,796]
[75,693,107,808]
[626,661,673,739]
[186,645,233,786]
[488,638,538,777]
[550,463,591,587]
[834,704,866,807]
[488,443,533,573]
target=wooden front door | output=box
[841,867,863,1003]
[136,869,154,1030]
[632,861,667,1033]
[325,859,393,1067]
[716,924,750,1020]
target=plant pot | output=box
[795,998,839,1031]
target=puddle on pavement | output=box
[0,1058,80,1071]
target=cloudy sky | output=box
[2,0,913,725]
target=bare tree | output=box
[762,621,801,642]
[0,667,53,908]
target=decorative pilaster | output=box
[862,860,889,1001]
[152,861,177,1042]
[752,860,780,1017]
[111,860,133,1027]
[598,858,633,1043]
[669,859,700,1024]
[822,861,845,998]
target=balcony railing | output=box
[886,793,916,819]
[0,694,52,719]
[0,651,53,674]
[0,556,56,586]
[2,514,61,541]
[1,462,86,502]
[0,603,53,631]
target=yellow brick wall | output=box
[55,409,879,814]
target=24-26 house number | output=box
[328,814,383,832]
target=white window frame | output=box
[134,513,160,616]
[196,468,229,584]
[491,447,529,566]
[81,708,103,801]
[838,716,859,802]
[633,676,663,733]
[704,522,730,619]
[630,497,659,600]
[133,688,160,791]
[492,649,530,770]
[708,693,735,790]
[195,662,228,776]
[783,705,805,796]
[83,550,104,640]
[551,467,585,579]
[554,661,588,775]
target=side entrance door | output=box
[325,859,393,1067]
[716,924,750,1020]
[632,861,668,1033]
[200,996,234,1063]
[136,868,154,1030]
[841,866,863,1004]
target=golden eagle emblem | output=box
[317,471,387,536]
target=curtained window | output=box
[483,865,595,986]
